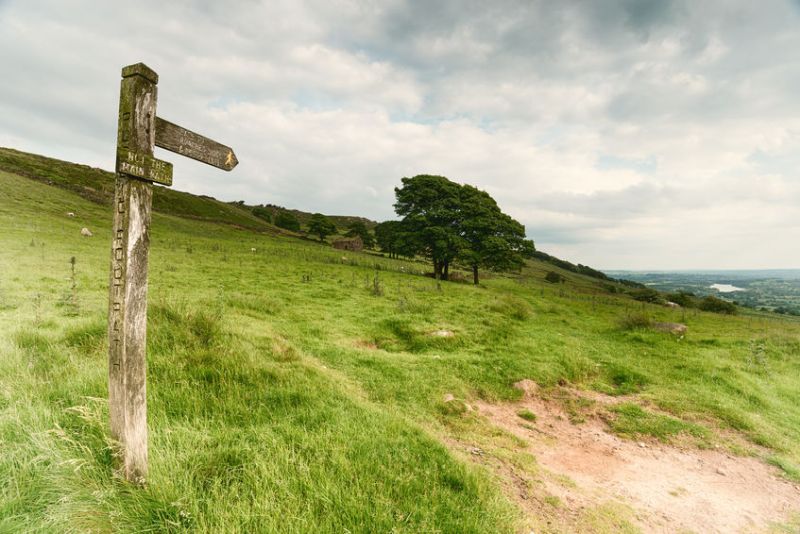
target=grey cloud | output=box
[1,0,800,269]
[621,0,681,33]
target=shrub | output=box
[666,291,696,308]
[275,211,301,232]
[251,206,272,223]
[544,271,563,284]
[629,288,662,304]
[699,295,737,315]
[602,283,619,294]
[618,312,652,330]
[517,409,537,422]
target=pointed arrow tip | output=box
[225,149,239,171]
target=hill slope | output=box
[0,147,377,235]
[1,162,799,532]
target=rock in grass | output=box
[430,329,454,337]
[653,322,687,336]
[513,379,539,397]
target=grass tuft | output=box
[767,455,800,482]
[617,312,652,330]
[607,403,709,443]
[488,295,533,321]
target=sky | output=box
[1,0,799,270]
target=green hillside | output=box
[0,147,374,236]
[1,160,799,532]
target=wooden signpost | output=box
[108,62,237,483]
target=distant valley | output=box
[606,269,800,316]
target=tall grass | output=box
[2,169,800,531]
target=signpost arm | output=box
[108,62,158,484]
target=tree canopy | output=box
[375,220,415,258]
[394,175,464,280]
[308,213,337,241]
[457,184,533,284]
[393,175,534,283]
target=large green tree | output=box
[457,185,534,284]
[308,213,337,241]
[394,175,464,280]
[393,175,534,283]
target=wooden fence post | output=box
[108,63,159,484]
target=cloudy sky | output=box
[1,0,799,269]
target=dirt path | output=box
[472,381,800,533]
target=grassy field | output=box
[1,163,800,532]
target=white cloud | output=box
[1,0,800,269]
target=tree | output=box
[394,175,464,280]
[308,213,337,241]
[345,220,375,248]
[374,220,414,258]
[456,184,534,285]
[275,211,301,232]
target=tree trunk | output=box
[473,264,479,285]
[442,261,449,281]
[433,260,442,279]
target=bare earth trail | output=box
[471,381,800,533]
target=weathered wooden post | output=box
[108,62,237,483]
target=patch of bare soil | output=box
[352,339,378,350]
[473,382,800,533]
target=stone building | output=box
[333,236,363,251]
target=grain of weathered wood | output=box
[121,63,158,84]
[155,117,238,171]
[109,63,157,484]
[107,62,238,484]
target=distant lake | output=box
[710,283,745,293]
